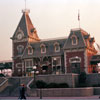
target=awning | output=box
[90,55,100,65]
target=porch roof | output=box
[90,55,100,65]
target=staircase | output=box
[0,77,33,97]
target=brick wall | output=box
[66,51,84,73]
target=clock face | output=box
[17,33,22,40]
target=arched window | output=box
[71,35,78,45]
[40,44,46,53]
[69,56,81,63]
[17,45,24,55]
[54,42,60,52]
[28,46,33,55]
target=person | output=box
[19,84,26,100]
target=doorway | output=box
[71,63,80,74]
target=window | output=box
[28,46,33,55]
[52,57,61,74]
[16,63,22,68]
[25,59,33,68]
[17,45,24,55]
[71,35,78,45]
[54,42,60,52]
[52,57,61,66]
[40,44,46,53]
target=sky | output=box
[0,0,100,61]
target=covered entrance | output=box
[42,65,48,74]
[90,55,100,73]
[69,56,81,74]
[71,63,80,74]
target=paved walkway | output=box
[0,95,100,100]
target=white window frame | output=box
[40,44,46,54]
[52,57,61,67]
[71,35,78,45]
[69,56,81,63]
[25,59,33,68]
[54,42,60,52]
[28,46,33,55]
[16,63,22,68]
[17,45,24,55]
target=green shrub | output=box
[78,72,87,87]
[30,80,69,89]
[58,83,69,88]
[92,84,100,87]
[47,83,59,88]
[36,80,47,88]
[79,72,86,83]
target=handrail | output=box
[0,78,8,87]
[27,78,34,89]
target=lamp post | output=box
[54,58,57,74]
[32,66,42,99]
[32,66,39,88]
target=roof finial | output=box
[22,0,30,13]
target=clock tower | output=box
[11,9,40,76]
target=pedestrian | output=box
[18,84,26,100]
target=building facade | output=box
[11,10,97,76]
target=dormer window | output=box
[28,46,33,55]
[17,45,24,55]
[40,44,46,53]
[54,42,60,52]
[71,35,78,45]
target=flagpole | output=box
[25,0,26,10]
[78,10,80,29]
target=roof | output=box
[63,28,86,50]
[22,37,67,58]
[0,60,12,63]
[11,10,40,41]
[0,61,12,69]
[90,55,100,64]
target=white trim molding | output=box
[40,43,46,54]
[84,50,88,73]
[54,42,60,52]
[64,50,67,74]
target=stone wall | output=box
[94,87,100,95]
[36,73,79,88]
[36,87,93,97]
[86,73,100,86]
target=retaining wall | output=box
[86,73,100,87]
[36,87,93,97]
[36,73,79,88]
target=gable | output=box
[63,28,86,50]
[22,38,66,58]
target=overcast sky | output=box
[0,0,100,61]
